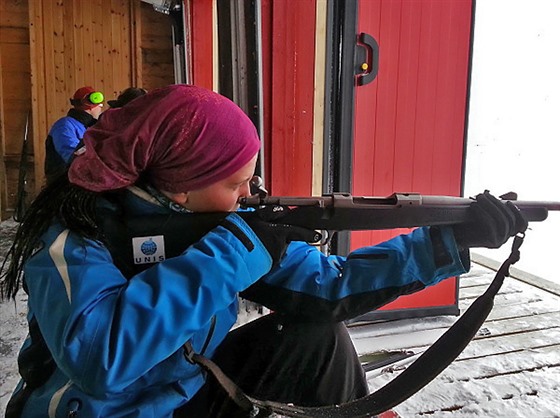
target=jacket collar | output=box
[67,108,97,127]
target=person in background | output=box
[107,87,148,109]
[44,86,104,185]
[0,85,527,418]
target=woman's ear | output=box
[161,190,189,205]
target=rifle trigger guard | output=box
[315,230,334,247]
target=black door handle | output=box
[355,32,379,86]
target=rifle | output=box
[13,112,30,222]
[123,182,559,272]
[239,188,559,238]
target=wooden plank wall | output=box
[0,0,33,220]
[28,0,135,194]
[0,0,174,220]
[135,2,175,91]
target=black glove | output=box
[452,191,528,249]
[239,207,321,266]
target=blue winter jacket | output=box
[48,115,87,163]
[44,109,98,184]
[13,191,469,417]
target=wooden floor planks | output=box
[351,263,560,417]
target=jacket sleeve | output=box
[241,226,469,321]
[24,213,271,394]
[49,119,83,163]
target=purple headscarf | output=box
[69,85,261,193]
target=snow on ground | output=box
[0,292,26,414]
[0,218,27,413]
[352,262,560,417]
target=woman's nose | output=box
[239,182,251,198]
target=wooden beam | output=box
[29,0,46,193]
[131,0,143,87]
[312,0,327,196]
[0,32,6,216]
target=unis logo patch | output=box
[132,235,166,265]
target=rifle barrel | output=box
[508,200,560,211]
[239,193,560,231]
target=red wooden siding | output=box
[352,0,473,311]
[263,0,317,196]
[189,0,214,90]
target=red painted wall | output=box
[261,0,317,196]
[189,0,214,90]
[352,0,473,311]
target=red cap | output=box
[71,86,98,110]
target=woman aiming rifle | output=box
[0,85,526,417]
